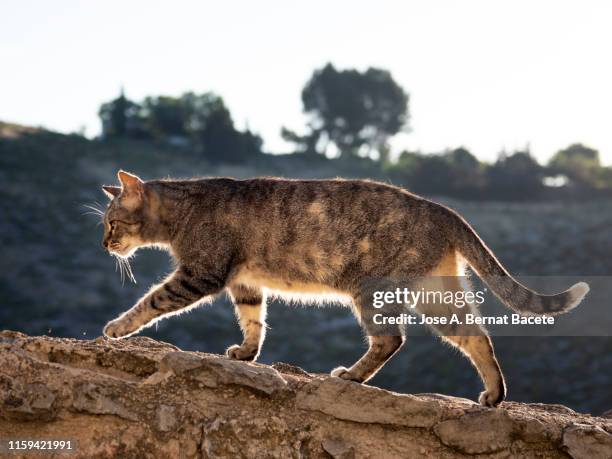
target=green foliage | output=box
[99,90,150,139]
[390,144,612,200]
[280,127,320,156]
[385,148,611,201]
[94,65,612,197]
[143,95,191,138]
[288,63,409,159]
[99,91,263,163]
[184,93,263,163]
[389,148,486,199]
[486,151,545,200]
[549,143,603,188]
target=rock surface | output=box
[1,331,610,458]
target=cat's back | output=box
[220,177,439,243]
[234,176,424,212]
[157,176,443,235]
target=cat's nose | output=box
[102,239,109,249]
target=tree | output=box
[487,151,544,200]
[142,95,191,139]
[443,147,486,195]
[402,152,455,194]
[390,147,485,198]
[289,63,409,159]
[98,89,148,139]
[548,143,602,188]
[185,93,263,163]
[98,91,263,162]
[280,127,321,156]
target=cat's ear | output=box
[102,185,121,200]
[117,170,144,192]
[117,170,144,209]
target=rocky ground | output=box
[1,331,611,458]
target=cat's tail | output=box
[448,208,589,316]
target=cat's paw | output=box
[103,318,135,339]
[226,344,259,361]
[331,366,364,382]
[478,388,505,407]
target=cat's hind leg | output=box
[226,284,267,361]
[331,291,405,382]
[420,254,506,407]
[442,333,506,407]
[331,335,404,382]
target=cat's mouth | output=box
[108,243,133,258]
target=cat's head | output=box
[101,170,149,258]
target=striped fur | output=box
[100,170,589,407]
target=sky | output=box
[1,0,611,164]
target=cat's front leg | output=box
[103,266,224,339]
[103,307,153,339]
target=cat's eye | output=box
[110,219,138,228]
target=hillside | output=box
[2,331,611,458]
[0,124,611,415]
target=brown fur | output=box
[100,170,588,406]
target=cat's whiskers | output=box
[121,256,137,284]
[113,255,125,284]
[82,203,106,227]
[113,253,137,285]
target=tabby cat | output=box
[101,170,588,406]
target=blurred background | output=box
[1,1,610,414]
